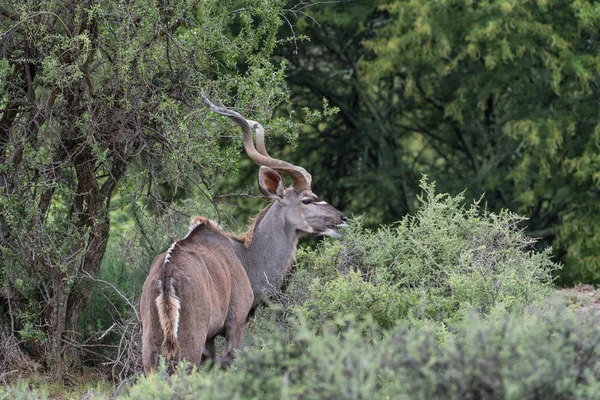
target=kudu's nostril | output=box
[341,215,348,224]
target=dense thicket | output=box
[0,0,291,372]
[7,300,595,399]
[0,182,586,399]
[276,0,600,284]
[120,302,600,400]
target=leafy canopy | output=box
[0,0,293,369]
[278,0,600,284]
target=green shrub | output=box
[6,299,600,399]
[386,302,600,399]
[122,298,600,399]
[292,177,560,329]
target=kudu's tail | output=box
[155,276,180,359]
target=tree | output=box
[0,0,290,373]
[278,0,600,284]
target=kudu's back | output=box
[140,217,253,373]
[141,94,346,373]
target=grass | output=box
[1,371,113,400]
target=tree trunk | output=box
[47,276,70,376]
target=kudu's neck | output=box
[231,201,299,307]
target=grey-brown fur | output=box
[140,169,347,373]
[141,217,253,373]
[140,97,347,373]
[230,185,346,307]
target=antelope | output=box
[140,94,348,373]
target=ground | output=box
[561,284,600,317]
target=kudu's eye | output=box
[301,198,312,205]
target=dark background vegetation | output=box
[273,0,600,285]
[1,0,600,398]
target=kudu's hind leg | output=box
[221,323,245,367]
[141,291,164,374]
[142,334,162,374]
[177,330,207,368]
[201,337,216,367]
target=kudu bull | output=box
[140,95,347,373]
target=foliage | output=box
[0,0,292,371]
[4,300,600,399]
[115,299,600,399]
[276,0,600,284]
[1,0,597,389]
[289,178,559,330]
[0,179,577,398]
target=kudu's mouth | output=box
[319,221,348,239]
[305,214,349,238]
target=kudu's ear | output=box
[258,166,285,199]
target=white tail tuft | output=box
[155,278,181,358]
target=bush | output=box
[388,302,600,399]
[121,298,600,399]
[291,177,560,329]
[0,179,578,399]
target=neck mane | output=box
[229,201,299,308]
[230,202,274,248]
